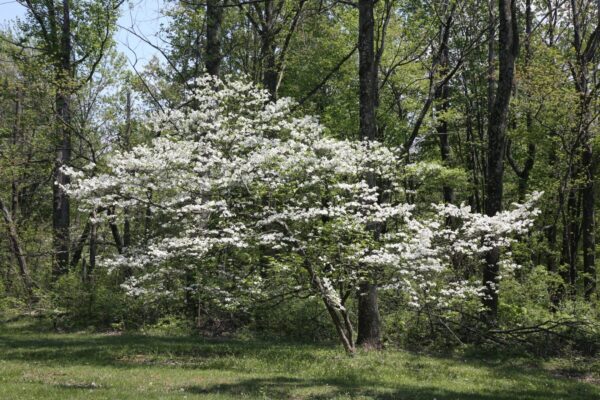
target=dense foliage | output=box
[1,0,599,356]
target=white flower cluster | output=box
[65,75,541,314]
[364,192,542,308]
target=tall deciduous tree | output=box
[568,0,598,299]
[15,0,119,278]
[482,0,519,322]
[356,0,382,349]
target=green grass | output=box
[0,320,599,399]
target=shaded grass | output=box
[0,319,599,399]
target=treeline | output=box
[0,0,599,353]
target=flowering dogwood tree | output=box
[65,75,541,353]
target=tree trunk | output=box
[574,0,598,301]
[302,258,355,354]
[356,0,382,349]
[546,196,560,307]
[107,207,124,255]
[566,0,598,300]
[70,219,91,268]
[482,0,519,323]
[259,0,278,98]
[435,10,454,204]
[464,87,482,213]
[356,282,381,348]
[205,0,224,76]
[487,0,496,117]
[261,33,277,98]
[88,216,97,283]
[52,0,73,279]
[560,188,580,296]
[513,0,535,202]
[123,92,132,252]
[582,143,595,299]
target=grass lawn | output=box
[1,320,599,399]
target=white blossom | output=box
[65,75,541,316]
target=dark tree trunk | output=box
[482,0,519,323]
[546,204,560,306]
[108,207,124,255]
[205,0,224,76]
[518,2,536,199]
[123,212,131,248]
[88,218,97,283]
[358,0,377,144]
[568,0,598,300]
[259,0,278,98]
[123,91,132,251]
[463,81,483,213]
[560,188,580,296]
[466,106,481,213]
[52,92,71,278]
[508,0,535,202]
[70,219,91,268]
[52,0,73,279]
[261,32,277,98]
[519,144,535,200]
[435,12,453,204]
[546,145,559,280]
[582,144,596,299]
[487,0,496,117]
[356,0,382,349]
[546,222,558,272]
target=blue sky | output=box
[0,0,164,66]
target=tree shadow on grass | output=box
[0,331,322,370]
[1,325,599,400]
[183,375,599,400]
